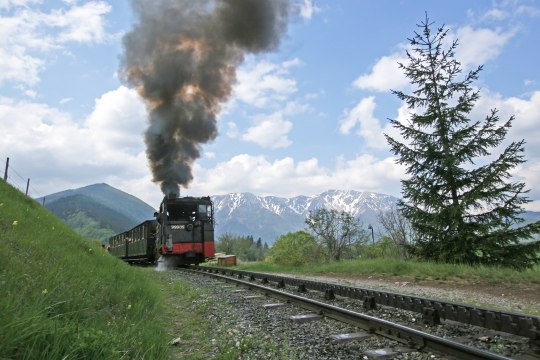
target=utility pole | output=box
[3,157,8,181]
[25,178,30,196]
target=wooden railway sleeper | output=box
[363,296,376,310]
[324,289,335,300]
[500,314,518,335]
[485,311,500,331]
[414,298,424,313]
[422,307,441,325]
[470,309,485,327]
[457,306,471,323]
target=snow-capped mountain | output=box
[212,190,399,244]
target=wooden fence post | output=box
[3,157,8,181]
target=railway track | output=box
[185,265,539,359]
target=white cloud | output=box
[234,59,299,107]
[48,1,112,43]
[340,97,374,132]
[0,0,40,10]
[518,160,540,211]
[305,90,324,100]
[242,113,293,149]
[353,24,515,93]
[24,89,37,98]
[282,58,303,69]
[85,86,147,155]
[0,46,44,86]
[230,59,304,149]
[59,97,72,104]
[282,100,311,115]
[226,121,240,138]
[472,90,540,154]
[468,2,540,23]
[451,26,515,69]
[352,52,409,92]
[339,97,393,150]
[470,89,540,206]
[515,5,540,18]
[188,153,405,199]
[297,0,321,21]
[0,86,149,198]
[0,1,112,86]
[481,8,508,21]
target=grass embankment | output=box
[234,258,540,286]
[0,181,170,359]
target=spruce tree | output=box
[386,16,540,269]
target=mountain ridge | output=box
[38,183,156,221]
[212,190,400,243]
[38,183,156,242]
[39,184,540,245]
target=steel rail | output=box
[193,265,539,344]
[185,267,510,360]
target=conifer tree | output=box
[386,16,540,269]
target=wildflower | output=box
[12,220,18,226]
[42,289,48,295]
[127,304,132,310]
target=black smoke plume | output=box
[121,0,289,196]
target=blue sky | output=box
[1,0,539,210]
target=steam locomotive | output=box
[109,194,215,265]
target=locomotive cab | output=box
[155,194,215,265]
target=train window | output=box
[167,204,197,221]
[198,204,210,219]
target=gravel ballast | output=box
[168,269,535,359]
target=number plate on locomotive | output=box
[170,225,185,229]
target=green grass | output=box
[232,258,540,286]
[0,181,169,359]
[148,270,215,359]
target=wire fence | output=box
[1,156,45,201]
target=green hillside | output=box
[0,181,169,359]
[46,194,138,241]
[39,183,157,243]
[39,183,156,221]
